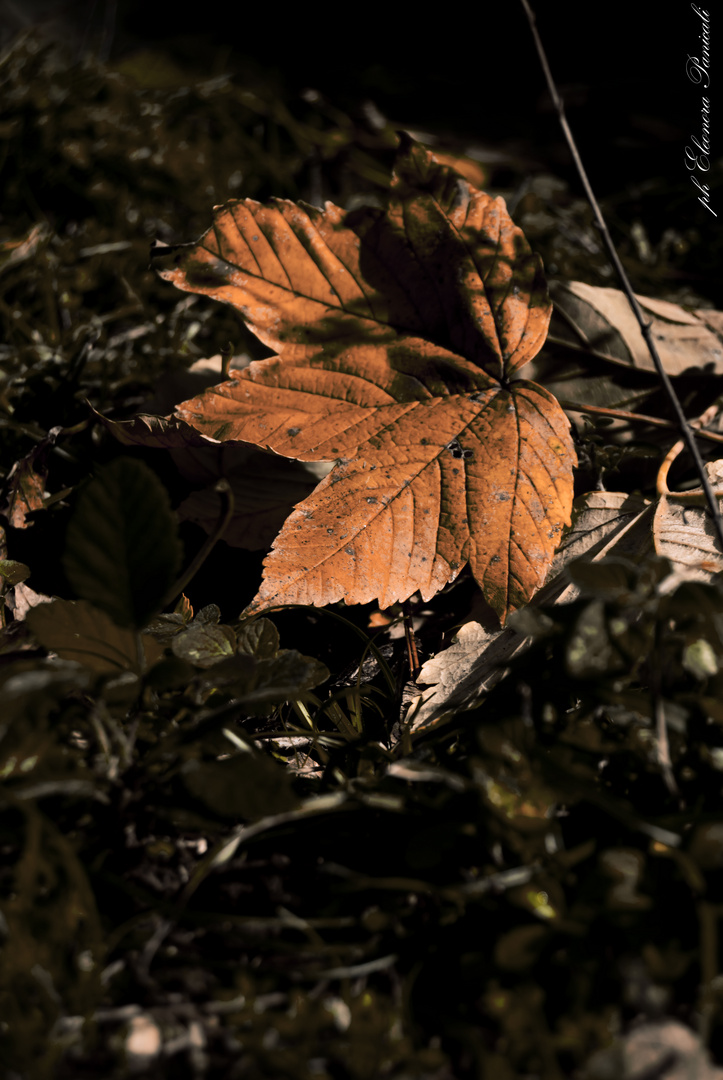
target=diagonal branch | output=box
[520,0,723,551]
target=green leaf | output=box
[62,457,182,629]
[254,650,329,695]
[197,649,329,703]
[236,617,280,659]
[171,621,236,667]
[0,560,30,587]
[194,603,222,624]
[181,751,299,820]
[25,598,157,675]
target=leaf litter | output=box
[4,28,723,1080]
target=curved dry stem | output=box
[656,402,723,497]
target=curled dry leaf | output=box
[92,409,215,450]
[8,583,51,623]
[654,460,723,581]
[550,279,723,375]
[155,136,576,622]
[1,441,53,528]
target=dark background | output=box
[0,0,712,214]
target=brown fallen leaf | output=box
[550,279,723,375]
[425,149,489,191]
[546,490,653,581]
[7,582,50,623]
[654,460,723,581]
[1,441,53,528]
[412,488,656,730]
[582,1019,723,1080]
[155,136,576,623]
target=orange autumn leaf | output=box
[155,135,575,623]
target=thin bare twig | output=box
[559,400,723,446]
[520,0,723,552]
[402,599,421,679]
[654,694,681,802]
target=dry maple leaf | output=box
[155,135,576,623]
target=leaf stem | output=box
[161,479,234,609]
[402,599,421,679]
[520,0,723,551]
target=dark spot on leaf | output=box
[287,427,301,437]
[497,492,510,502]
[345,546,353,556]
[366,497,378,504]
[185,270,224,289]
[446,439,471,459]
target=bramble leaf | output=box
[26,598,162,675]
[63,457,182,629]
